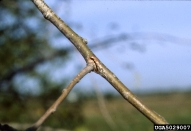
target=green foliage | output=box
[0,0,69,95]
[0,0,47,88]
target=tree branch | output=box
[26,61,94,131]
[31,0,168,126]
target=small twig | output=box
[26,61,94,131]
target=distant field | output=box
[1,92,191,131]
[79,92,191,131]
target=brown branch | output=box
[31,0,93,62]
[31,0,168,126]
[26,61,94,131]
[90,56,168,124]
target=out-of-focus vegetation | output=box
[0,0,69,95]
[79,91,191,131]
[0,0,82,130]
[1,91,191,131]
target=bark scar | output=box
[89,56,99,73]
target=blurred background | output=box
[0,1,191,131]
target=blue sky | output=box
[44,1,191,93]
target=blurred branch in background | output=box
[1,32,190,85]
[90,75,117,131]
